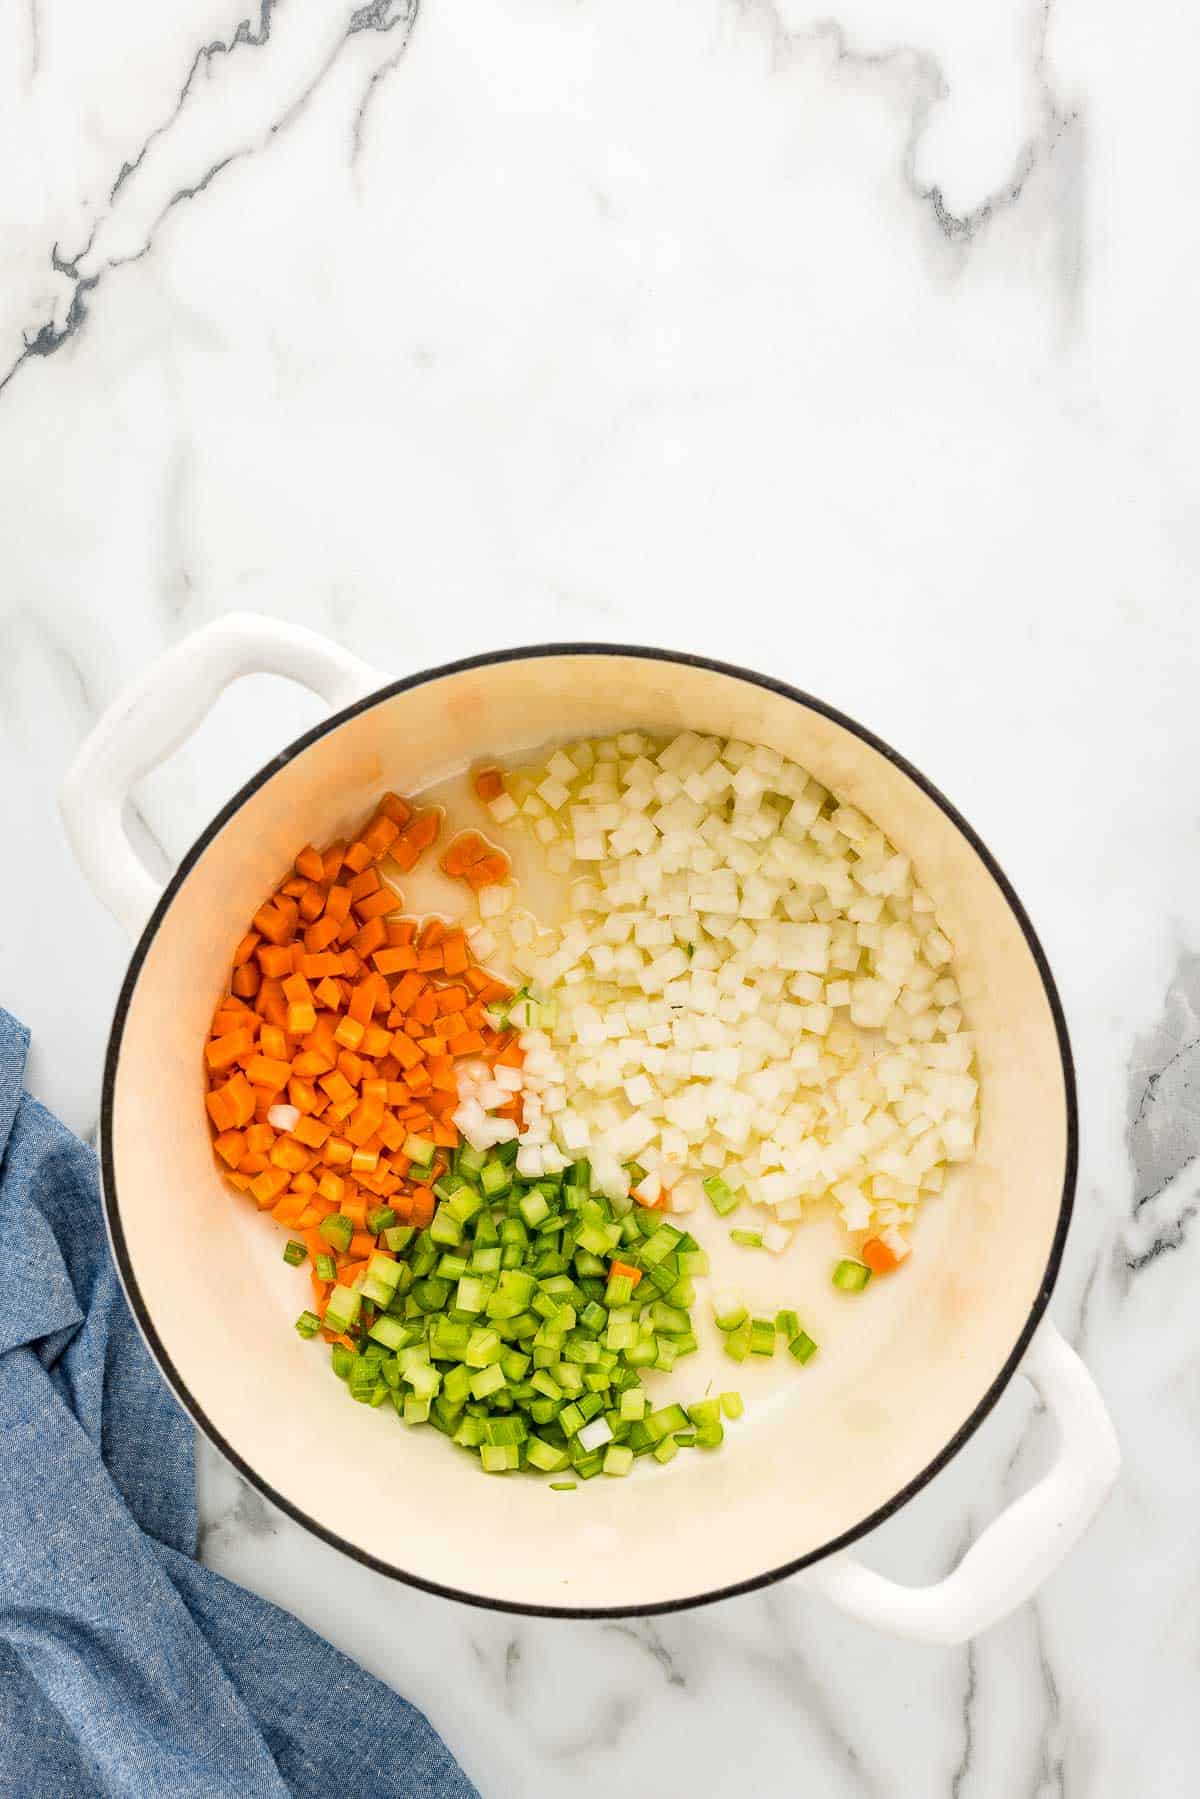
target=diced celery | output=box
[832,1259,871,1293]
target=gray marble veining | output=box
[3,0,1199,1792]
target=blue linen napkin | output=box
[0,1008,478,1799]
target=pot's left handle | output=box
[61,613,388,939]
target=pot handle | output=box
[60,613,388,939]
[798,1319,1119,1645]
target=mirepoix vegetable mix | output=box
[203,737,979,1480]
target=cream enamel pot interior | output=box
[61,614,1118,1641]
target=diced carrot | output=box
[250,1167,290,1207]
[336,1050,367,1087]
[343,1193,368,1228]
[324,1136,354,1167]
[361,1024,393,1057]
[259,990,288,1031]
[346,981,374,1027]
[376,792,413,825]
[303,919,341,956]
[214,1129,246,1167]
[325,885,352,924]
[386,919,417,947]
[270,1137,315,1175]
[286,1002,317,1035]
[412,991,440,1026]
[231,964,260,999]
[408,1186,436,1227]
[205,1087,236,1132]
[354,886,399,922]
[391,807,442,872]
[296,845,324,882]
[319,1069,355,1104]
[342,840,373,874]
[861,1236,902,1275]
[253,904,294,947]
[350,916,387,957]
[223,1073,257,1126]
[373,945,416,975]
[442,932,469,975]
[468,853,510,890]
[291,1115,329,1148]
[473,767,505,803]
[610,1260,644,1291]
[205,1027,254,1071]
[232,930,261,968]
[334,1016,365,1051]
[318,1171,345,1205]
[346,1095,385,1146]
[390,971,425,1009]
[377,1112,407,1153]
[441,830,487,877]
[270,1190,308,1228]
[287,1076,319,1114]
[362,815,400,861]
[298,882,327,922]
[242,1050,289,1086]
[451,1030,486,1057]
[321,841,346,883]
[260,1024,288,1061]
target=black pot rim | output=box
[100,641,1077,1620]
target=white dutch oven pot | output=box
[61,615,1118,1642]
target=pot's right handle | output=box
[60,613,388,940]
[798,1320,1119,1645]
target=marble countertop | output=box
[3,1,1197,1792]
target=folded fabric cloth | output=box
[0,1009,478,1799]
